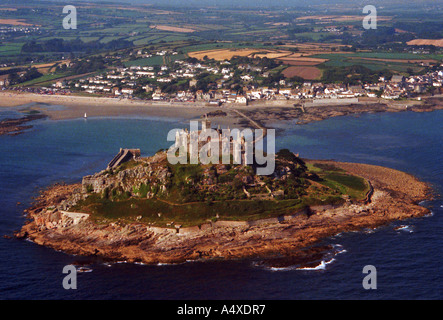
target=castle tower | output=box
[233,134,242,164]
[202,114,211,132]
[243,139,251,165]
[189,130,199,164]
[221,135,230,163]
[180,130,187,148]
[175,130,181,147]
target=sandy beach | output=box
[1,91,442,131]
[0,91,255,129]
[0,91,213,119]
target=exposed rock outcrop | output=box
[15,161,432,266]
[82,152,171,195]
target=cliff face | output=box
[81,152,171,196]
[78,149,315,209]
[16,161,432,266]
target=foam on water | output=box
[395,225,414,233]
[76,267,93,273]
[296,258,336,271]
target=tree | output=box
[8,67,42,85]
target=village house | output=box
[235,95,248,105]
[152,92,165,100]
[58,47,442,106]
[142,84,156,92]
[0,78,10,87]
[391,75,405,86]
[121,88,134,95]
[279,88,292,96]
[112,87,122,96]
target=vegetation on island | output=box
[70,150,370,228]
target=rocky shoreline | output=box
[0,113,47,136]
[242,96,443,128]
[1,91,442,131]
[15,161,432,268]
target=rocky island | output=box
[15,134,431,268]
[0,112,47,136]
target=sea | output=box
[0,104,442,300]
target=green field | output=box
[313,52,443,65]
[17,72,71,87]
[309,162,370,200]
[1,1,441,82]
[311,52,442,74]
[0,43,23,56]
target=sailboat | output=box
[84,112,87,119]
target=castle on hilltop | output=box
[106,115,270,171]
[173,115,254,165]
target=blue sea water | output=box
[0,108,442,300]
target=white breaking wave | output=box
[256,244,347,272]
[332,232,342,238]
[332,244,347,256]
[296,258,336,271]
[296,244,347,271]
[364,228,376,234]
[268,266,298,272]
[157,260,190,266]
[395,225,414,233]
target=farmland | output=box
[295,15,394,22]
[279,58,328,66]
[150,25,196,33]
[282,66,323,80]
[407,39,443,47]
[0,18,36,26]
[0,0,441,85]
[188,48,275,61]
[0,43,23,57]
[308,52,443,74]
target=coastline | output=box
[15,160,432,267]
[1,91,442,131]
[0,91,250,129]
[0,91,215,120]
[3,90,438,266]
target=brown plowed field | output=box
[407,39,443,47]
[282,66,322,80]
